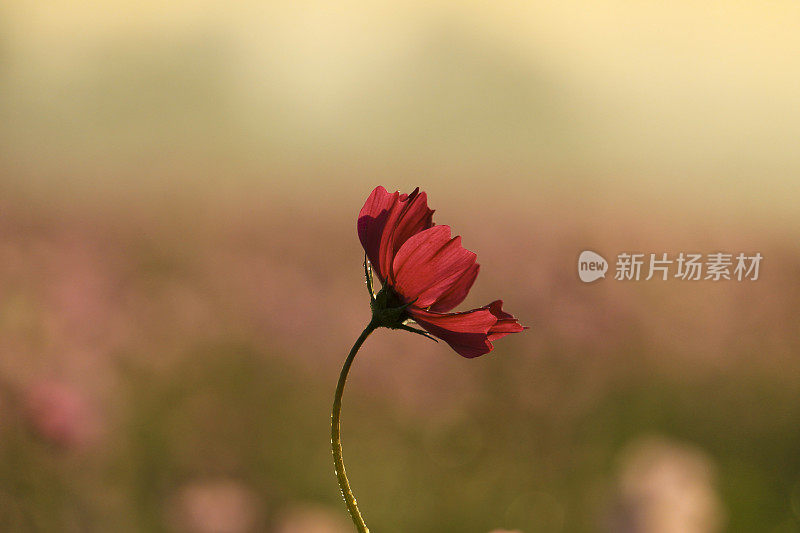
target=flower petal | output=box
[485,300,527,340]
[378,188,435,282]
[408,306,496,358]
[357,186,434,283]
[357,186,399,282]
[392,225,477,309]
[428,263,480,313]
[408,301,525,358]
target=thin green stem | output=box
[331,320,378,533]
[364,255,376,301]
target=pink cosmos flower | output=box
[357,186,524,357]
[332,186,526,532]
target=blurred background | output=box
[1,2,799,532]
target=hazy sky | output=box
[2,1,799,217]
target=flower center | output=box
[370,285,411,328]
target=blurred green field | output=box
[0,193,798,532]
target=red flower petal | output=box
[357,186,399,282]
[408,301,524,358]
[378,189,435,282]
[357,186,434,283]
[427,263,479,313]
[408,306,497,358]
[485,300,527,340]
[392,225,477,309]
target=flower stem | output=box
[331,320,378,533]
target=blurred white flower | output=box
[272,505,351,533]
[169,479,260,533]
[608,436,725,533]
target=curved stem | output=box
[332,321,378,532]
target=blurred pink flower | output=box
[24,379,99,449]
